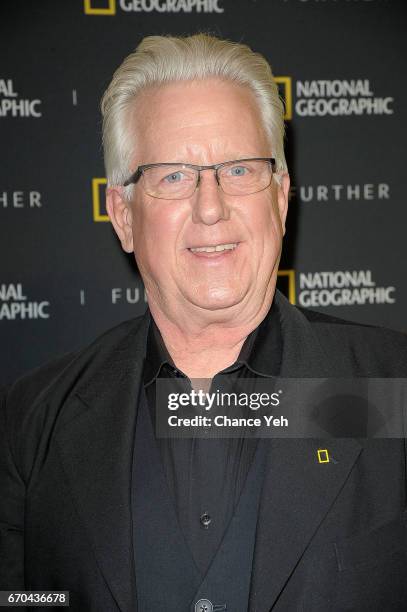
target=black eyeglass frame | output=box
[122,157,277,193]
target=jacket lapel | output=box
[54,310,151,612]
[249,291,363,611]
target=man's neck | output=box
[147,291,275,379]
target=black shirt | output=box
[143,300,282,575]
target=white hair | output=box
[101,33,287,199]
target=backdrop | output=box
[1,0,406,385]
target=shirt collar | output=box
[143,297,282,386]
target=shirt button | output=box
[195,599,213,612]
[200,512,212,529]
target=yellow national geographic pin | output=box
[317,449,330,464]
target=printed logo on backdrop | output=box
[78,286,147,306]
[92,178,108,221]
[276,76,394,119]
[275,77,293,121]
[289,182,390,204]
[269,270,395,309]
[0,78,42,118]
[84,0,224,15]
[111,286,147,304]
[277,270,296,305]
[0,190,42,209]
[298,270,395,308]
[0,284,50,320]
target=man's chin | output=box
[185,288,246,312]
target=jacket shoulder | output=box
[1,314,148,481]
[297,305,407,376]
[4,313,147,408]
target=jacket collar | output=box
[143,294,283,386]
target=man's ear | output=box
[106,186,134,253]
[276,172,290,235]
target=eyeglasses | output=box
[123,157,276,200]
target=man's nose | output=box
[191,170,230,225]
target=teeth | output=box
[190,243,238,253]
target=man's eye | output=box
[229,165,248,177]
[163,171,184,183]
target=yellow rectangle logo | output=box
[317,449,330,464]
[275,76,292,121]
[92,178,110,222]
[277,269,296,304]
[84,0,116,15]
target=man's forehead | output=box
[133,79,259,126]
[129,78,268,163]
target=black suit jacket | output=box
[1,290,407,611]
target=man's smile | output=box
[188,242,239,253]
[186,242,241,259]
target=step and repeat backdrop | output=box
[1,0,406,385]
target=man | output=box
[1,33,407,611]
